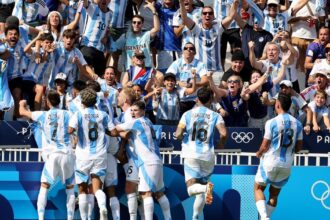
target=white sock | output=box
[187,184,207,196]
[66,188,75,220]
[256,200,268,220]
[37,187,48,220]
[143,197,154,220]
[87,194,95,220]
[95,189,107,210]
[193,194,205,220]
[266,204,275,217]
[110,196,120,220]
[158,195,171,220]
[138,199,145,220]
[127,193,138,220]
[79,194,88,220]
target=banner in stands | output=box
[0,163,329,220]
[0,122,329,153]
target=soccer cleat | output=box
[205,182,214,205]
[99,207,108,220]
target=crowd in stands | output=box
[0,0,329,132]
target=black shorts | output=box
[8,77,23,90]
[80,46,106,77]
[0,3,14,23]
[22,80,36,108]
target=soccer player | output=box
[254,92,303,220]
[175,87,227,220]
[18,90,75,220]
[68,88,117,220]
[116,100,171,220]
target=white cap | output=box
[279,80,293,88]
[54,72,67,82]
[47,11,63,25]
[267,0,279,5]
[311,70,329,78]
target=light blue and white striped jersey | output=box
[97,77,118,109]
[48,42,87,88]
[69,107,115,160]
[80,2,112,52]
[172,7,202,46]
[62,1,87,35]
[68,95,82,115]
[115,30,152,69]
[24,48,54,84]
[109,0,127,28]
[117,116,161,167]
[166,57,207,102]
[190,20,224,72]
[5,39,27,80]
[32,108,72,157]
[12,0,49,23]
[179,106,225,161]
[214,0,240,29]
[156,88,181,121]
[0,60,14,110]
[262,113,303,167]
[308,101,328,123]
[261,59,283,98]
[263,12,288,36]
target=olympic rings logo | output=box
[311,180,330,210]
[231,132,254,144]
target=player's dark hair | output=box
[277,92,292,112]
[47,90,60,107]
[80,88,97,107]
[73,80,86,92]
[86,80,101,92]
[39,33,54,42]
[132,100,146,111]
[197,87,212,104]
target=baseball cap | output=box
[267,0,279,5]
[54,73,67,83]
[164,73,176,81]
[279,80,293,88]
[313,70,329,78]
[133,50,145,58]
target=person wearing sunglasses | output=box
[178,0,239,86]
[115,2,160,71]
[166,42,208,116]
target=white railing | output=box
[1,147,330,166]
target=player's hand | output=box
[115,147,128,164]
[256,151,262,158]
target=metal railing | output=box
[1,147,330,166]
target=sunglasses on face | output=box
[183,47,195,51]
[202,11,213,16]
[227,80,240,84]
[132,21,142,25]
[135,56,145,60]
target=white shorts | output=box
[138,163,164,193]
[107,136,119,156]
[184,158,215,183]
[124,158,139,183]
[41,152,75,186]
[105,153,118,187]
[75,158,107,185]
[255,164,291,189]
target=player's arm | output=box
[19,100,32,119]
[216,122,227,149]
[175,123,185,140]
[106,128,119,137]
[256,138,270,158]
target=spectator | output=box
[54,73,70,109]
[179,0,239,85]
[308,43,330,84]
[166,42,207,115]
[308,90,330,132]
[0,0,15,34]
[263,0,289,36]
[304,26,330,86]
[221,50,251,88]
[12,0,49,25]
[0,43,13,120]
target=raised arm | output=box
[207,72,227,99]
[221,0,239,29]
[66,1,83,30]
[248,41,264,70]
[24,31,43,54]
[145,1,160,38]
[179,0,195,30]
